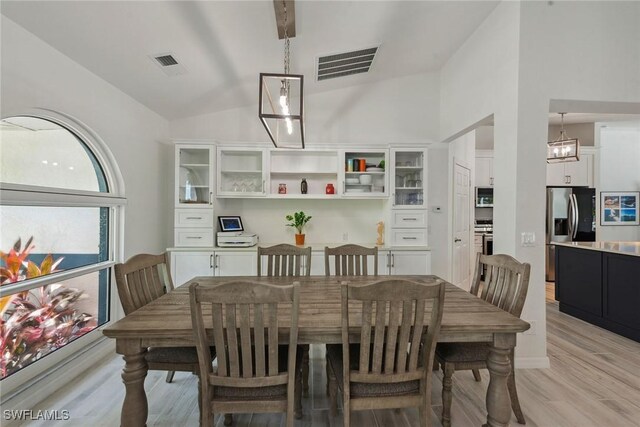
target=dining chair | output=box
[324,244,378,276]
[257,243,312,277]
[326,279,446,427]
[257,244,313,400]
[189,280,302,427]
[436,253,531,427]
[114,253,208,384]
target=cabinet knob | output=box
[454,238,462,242]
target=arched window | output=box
[0,113,123,388]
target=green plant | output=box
[285,211,312,234]
[0,237,96,378]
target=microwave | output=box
[476,187,494,207]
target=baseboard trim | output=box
[1,337,115,411]
[514,356,550,369]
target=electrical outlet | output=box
[342,232,348,242]
[523,320,536,335]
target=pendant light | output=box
[259,0,305,148]
[547,112,580,163]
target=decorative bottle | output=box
[301,178,308,194]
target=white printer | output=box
[217,216,259,247]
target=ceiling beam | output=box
[273,0,296,39]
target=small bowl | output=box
[359,174,372,185]
[345,178,359,185]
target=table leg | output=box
[116,339,149,427]
[483,333,515,427]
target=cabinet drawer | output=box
[175,229,214,247]
[391,230,427,246]
[392,210,426,228]
[175,209,214,228]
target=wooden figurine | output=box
[376,221,384,246]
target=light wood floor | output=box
[14,285,640,426]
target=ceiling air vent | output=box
[316,46,378,81]
[149,52,187,77]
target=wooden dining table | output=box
[103,275,529,427]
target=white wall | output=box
[1,16,172,258]
[427,146,449,279]
[440,0,640,368]
[170,72,440,145]
[596,124,640,241]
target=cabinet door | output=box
[340,149,389,197]
[389,251,431,275]
[217,148,267,197]
[603,253,640,330]
[564,153,593,187]
[175,144,214,207]
[214,252,257,276]
[475,157,493,187]
[391,149,426,208]
[556,246,602,316]
[546,162,568,186]
[170,251,214,287]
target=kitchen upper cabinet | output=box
[547,152,593,187]
[391,149,426,208]
[217,148,268,197]
[339,149,389,197]
[475,154,494,187]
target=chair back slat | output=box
[324,244,378,276]
[254,303,266,377]
[470,253,531,318]
[211,303,227,375]
[239,304,253,378]
[225,304,240,377]
[114,253,173,315]
[342,279,445,386]
[267,302,279,376]
[258,244,311,277]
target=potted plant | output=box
[285,211,312,245]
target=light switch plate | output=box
[521,232,536,247]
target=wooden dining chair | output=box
[114,253,208,384]
[436,253,531,427]
[326,279,446,427]
[257,244,313,400]
[257,244,311,277]
[324,244,378,276]
[189,280,302,427]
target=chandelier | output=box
[547,112,580,163]
[259,0,305,148]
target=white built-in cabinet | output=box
[546,152,593,187]
[475,152,494,187]
[269,149,339,198]
[174,144,215,247]
[379,250,431,275]
[339,149,389,197]
[169,250,257,286]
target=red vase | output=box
[326,183,335,194]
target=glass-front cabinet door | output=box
[217,148,267,197]
[391,149,426,208]
[339,149,389,197]
[175,144,214,207]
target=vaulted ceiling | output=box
[1,1,500,120]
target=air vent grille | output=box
[154,55,178,67]
[317,47,378,81]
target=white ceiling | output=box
[1,1,500,120]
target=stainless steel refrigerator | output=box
[545,187,596,281]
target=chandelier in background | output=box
[547,112,579,163]
[259,0,305,148]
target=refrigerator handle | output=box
[572,194,579,239]
[567,196,575,239]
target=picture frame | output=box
[218,216,244,232]
[600,191,639,225]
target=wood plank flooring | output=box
[11,285,640,426]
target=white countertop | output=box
[168,242,430,252]
[553,241,640,257]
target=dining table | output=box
[103,275,530,427]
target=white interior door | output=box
[452,163,471,290]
